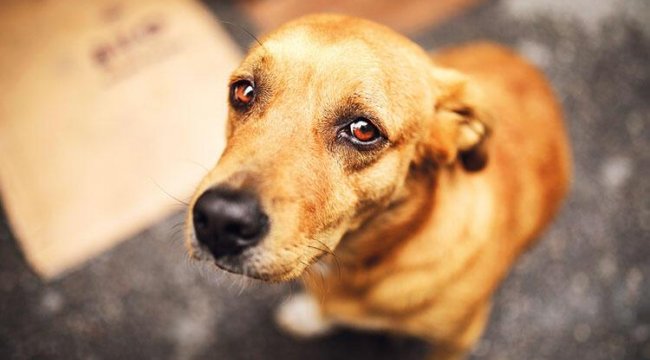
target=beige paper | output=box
[0,0,241,279]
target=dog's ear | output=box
[416,67,492,172]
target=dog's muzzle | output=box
[192,186,269,258]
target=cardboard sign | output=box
[0,0,241,279]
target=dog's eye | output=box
[230,80,255,109]
[350,119,380,143]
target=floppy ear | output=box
[417,67,492,172]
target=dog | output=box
[185,14,571,359]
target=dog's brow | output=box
[229,73,253,85]
[230,53,273,83]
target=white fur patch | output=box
[275,293,333,338]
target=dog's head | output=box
[185,14,491,281]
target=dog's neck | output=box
[335,166,440,269]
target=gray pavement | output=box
[1,0,649,359]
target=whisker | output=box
[219,20,266,51]
[149,177,189,206]
[298,258,311,269]
[171,222,186,231]
[306,244,326,254]
[184,159,210,174]
[315,239,342,280]
[299,259,322,295]
[194,261,207,282]
[170,227,185,239]
[237,274,250,296]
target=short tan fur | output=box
[186,14,571,359]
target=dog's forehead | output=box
[258,30,382,79]
[234,18,436,136]
[235,30,393,115]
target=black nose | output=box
[192,187,269,257]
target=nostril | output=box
[224,222,246,238]
[193,209,208,230]
[237,213,269,240]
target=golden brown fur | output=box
[185,14,571,359]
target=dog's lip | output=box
[210,250,327,281]
[188,229,327,281]
[211,260,244,276]
[188,243,332,282]
[212,260,299,282]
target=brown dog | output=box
[185,14,571,359]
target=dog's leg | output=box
[275,293,334,338]
[426,303,491,360]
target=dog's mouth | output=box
[219,263,299,282]
[211,256,311,282]
[187,229,332,282]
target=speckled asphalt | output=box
[1,0,648,359]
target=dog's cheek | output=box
[349,152,406,219]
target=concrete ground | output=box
[1,0,648,359]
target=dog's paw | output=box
[275,293,334,338]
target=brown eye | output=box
[230,80,255,109]
[350,119,380,143]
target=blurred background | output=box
[0,0,648,359]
